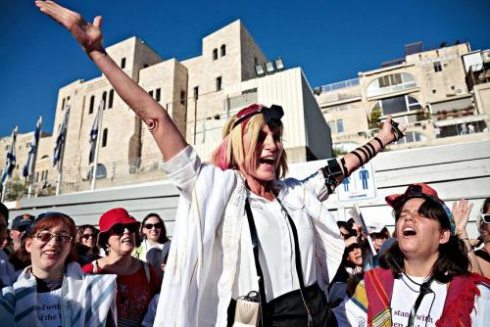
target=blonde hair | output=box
[211,113,288,178]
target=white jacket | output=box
[0,261,117,327]
[154,146,344,326]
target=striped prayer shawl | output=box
[0,262,117,327]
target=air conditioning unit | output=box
[482,50,490,63]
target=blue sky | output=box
[1,0,489,137]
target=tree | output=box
[3,176,29,201]
[369,107,382,129]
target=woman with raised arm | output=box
[37,1,405,325]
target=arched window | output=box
[212,48,218,60]
[220,44,226,57]
[372,95,422,116]
[366,73,417,97]
[102,128,108,147]
[89,95,95,114]
[87,163,107,180]
[394,131,427,144]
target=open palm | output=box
[36,1,103,53]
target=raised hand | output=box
[378,115,407,146]
[452,198,474,236]
[35,1,103,53]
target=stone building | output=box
[315,42,490,152]
[1,20,330,195]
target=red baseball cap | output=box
[98,208,140,234]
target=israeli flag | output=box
[1,127,18,184]
[23,116,42,178]
[89,99,104,164]
[53,106,70,167]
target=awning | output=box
[433,115,488,127]
[430,96,473,115]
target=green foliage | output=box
[3,176,28,201]
[369,107,382,129]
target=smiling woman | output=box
[0,212,117,326]
[81,208,160,327]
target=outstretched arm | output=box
[35,1,187,161]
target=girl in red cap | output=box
[37,2,404,325]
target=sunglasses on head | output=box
[109,224,139,236]
[143,223,163,230]
[34,231,73,244]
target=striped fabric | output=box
[0,262,117,327]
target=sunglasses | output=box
[481,214,490,224]
[109,224,139,236]
[81,233,97,240]
[34,231,73,244]
[143,223,163,230]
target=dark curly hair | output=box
[380,196,469,283]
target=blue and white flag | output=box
[1,127,18,184]
[89,99,104,164]
[23,116,42,178]
[53,106,70,167]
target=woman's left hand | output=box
[377,115,406,147]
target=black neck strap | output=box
[244,196,308,321]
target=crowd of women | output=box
[0,1,489,326]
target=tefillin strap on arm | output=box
[321,158,344,194]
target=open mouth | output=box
[402,227,416,236]
[259,157,275,165]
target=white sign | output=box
[337,162,376,202]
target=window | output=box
[180,90,186,105]
[372,95,422,116]
[102,91,107,109]
[35,172,39,182]
[216,76,222,91]
[102,128,108,147]
[367,73,416,97]
[336,119,344,133]
[155,88,161,102]
[108,89,114,108]
[220,44,226,57]
[44,170,48,181]
[433,61,442,72]
[149,90,154,98]
[194,86,199,100]
[87,164,107,180]
[89,95,95,114]
[212,49,218,60]
[62,98,66,110]
[121,57,126,69]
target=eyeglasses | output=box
[109,224,139,236]
[34,231,73,244]
[81,234,96,240]
[143,223,163,230]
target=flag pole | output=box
[55,106,70,196]
[91,101,105,191]
[1,126,18,202]
[27,116,42,198]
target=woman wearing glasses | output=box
[0,212,117,326]
[36,2,403,325]
[133,213,170,263]
[74,224,100,266]
[82,208,160,327]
